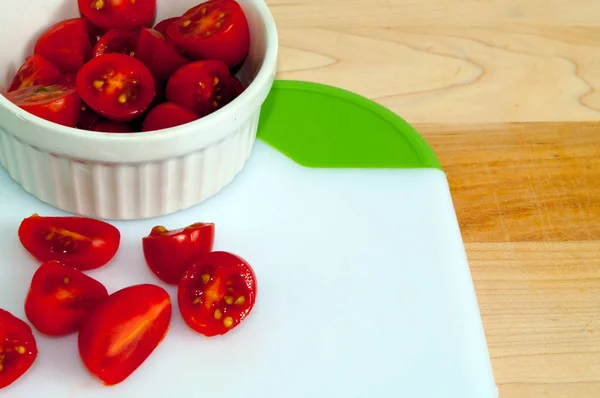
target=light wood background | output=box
[266,0,600,396]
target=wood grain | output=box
[267,0,600,396]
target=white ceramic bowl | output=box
[0,0,278,220]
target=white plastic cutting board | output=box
[0,141,497,397]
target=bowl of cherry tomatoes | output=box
[0,0,278,220]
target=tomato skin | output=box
[167,0,250,67]
[93,121,133,133]
[76,54,156,122]
[24,261,108,336]
[78,284,171,386]
[6,85,81,128]
[93,29,139,58]
[142,223,214,284]
[166,60,232,117]
[178,251,257,337]
[77,103,101,130]
[230,76,245,99]
[34,18,93,74]
[18,214,120,271]
[142,102,198,132]
[79,0,157,32]
[153,17,179,36]
[135,28,189,81]
[0,309,38,390]
[8,55,63,93]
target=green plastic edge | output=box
[256,80,442,170]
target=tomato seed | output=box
[213,77,219,86]
[15,346,26,355]
[94,0,104,10]
[63,277,70,285]
[193,297,202,305]
[214,309,222,320]
[235,296,245,305]
[201,274,210,284]
[93,80,104,90]
[182,20,192,28]
[223,317,233,328]
[224,296,233,305]
[118,94,128,104]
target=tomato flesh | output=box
[142,102,198,132]
[135,28,189,81]
[18,214,120,271]
[178,251,257,336]
[78,284,171,386]
[8,55,63,93]
[25,261,108,336]
[34,18,93,74]
[153,17,179,36]
[77,103,101,130]
[0,309,38,390]
[79,0,157,32]
[6,85,81,127]
[230,76,245,99]
[143,222,214,284]
[76,53,156,122]
[167,0,250,67]
[93,29,139,58]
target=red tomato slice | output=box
[0,309,38,390]
[93,121,133,133]
[34,18,93,74]
[153,17,179,36]
[167,0,250,67]
[230,76,245,99]
[142,102,199,132]
[18,214,120,271]
[79,0,157,32]
[8,55,63,93]
[178,251,257,337]
[166,60,232,117]
[5,85,81,127]
[25,261,108,336]
[78,284,171,386]
[142,222,214,284]
[135,28,189,81]
[77,103,101,130]
[93,29,139,58]
[76,53,156,122]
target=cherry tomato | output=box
[77,103,101,130]
[142,222,214,284]
[24,261,108,336]
[135,28,189,81]
[166,60,232,117]
[0,309,37,390]
[93,29,139,58]
[8,55,63,93]
[230,76,245,99]
[79,0,157,32]
[178,251,257,337]
[167,0,250,67]
[34,18,93,74]
[153,17,178,36]
[76,53,156,122]
[5,85,81,127]
[142,102,198,132]
[18,214,120,271]
[62,74,78,87]
[78,284,171,386]
[93,121,133,133]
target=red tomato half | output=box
[78,284,171,386]
[8,55,63,93]
[142,102,199,132]
[76,54,156,122]
[25,261,108,336]
[142,222,214,284]
[166,60,232,117]
[6,85,81,127]
[93,121,133,133]
[93,29,139,58]
[79,0,157,32]
[0,309,37,390]
[167,0,250,67]
[135,28,189,81]
[18,214,120,271]
[34,18,93,74]
[153,17,179,36]
[178,251,257,337]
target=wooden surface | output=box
[267,1,600,396]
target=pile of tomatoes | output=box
[3,0,249,132]
[0,214,257,389]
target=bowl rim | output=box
[0,0,278,145]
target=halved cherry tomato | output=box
[6,85,81,127]
[153,17,179,36]
[135,28,189,81]
[76,53,156,122]
[34,18,93,74]
[142,222,214,284]
[142,102,198,132]
[230,76,245,99]
[93,121,133,133]
[62,74,78,87]
[166,60,232,117]
[167,0,250,67]
[178,251,257,337]
[25,261,108,336]
[77,103,101,130]
[78,284,171,386]
[93,29,139,58]
[18,214,120,271]
[79,0,157,32]
[8,55,63,93]
[0,309,37,390]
